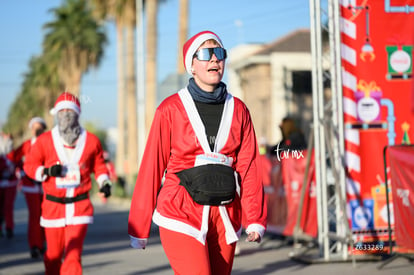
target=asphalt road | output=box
[1,192,413,275]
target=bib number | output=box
[194,153,233,167]
[55,164,80,188]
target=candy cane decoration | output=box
[340,0,362,218]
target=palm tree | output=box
[89,0,130,181]
[28,53,62,127]
[4,84,43,140]
[4,0,107,144]
[43,0,107,97]
[145,0,158,131]
[177,0,188,74]
[114,13,127,181]
[123,1,139,183]
[89,0,138,188]
[89,0,167,191]
[3,54,61,140]
[145,0,168,132]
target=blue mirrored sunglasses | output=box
[193,47,227,61]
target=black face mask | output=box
[35,128,44,137]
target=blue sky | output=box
[0,0,310,130]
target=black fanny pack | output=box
[176,164,236,206]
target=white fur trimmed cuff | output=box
[245,223,266,239]
[35,166,47,182]
[129,235,148,249]
[96,174,110,188]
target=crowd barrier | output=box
[379,145,414,268]
[265,150,317,238]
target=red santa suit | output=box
[0,154,18,237]
[7,137,45,250]
[128,89,267,249]
[24,126,109,275]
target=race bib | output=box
[194,153,233,167]
[55,164,81,188]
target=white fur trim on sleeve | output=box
[245,224,266,239]
[35,166,47,182]
[129,235,148,249]
[96,174,109,188]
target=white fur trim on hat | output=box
[184,33,224,75]
[28,117,46,129]
[50,101,80,115]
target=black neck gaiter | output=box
[187,78,227,104]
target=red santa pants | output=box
[0,186,17,231]
[44,224,88,275]
[159,206,236,275]
[24,192,45,249]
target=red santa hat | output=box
[50,92,81,115]
[183,30,224,75]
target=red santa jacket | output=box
[24,127,109,228]
[128,89,267,248]
[7,138,42,193]
[0,154,18,188]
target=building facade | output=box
[228,29,314,147]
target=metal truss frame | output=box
[290,0,354,264]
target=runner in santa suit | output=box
[0,149,18,239]
[128,30,267,275]
[7,117,47,258]
[24,92,112,275]
[98,151,118,204]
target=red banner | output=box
[340,0,414,247]
[388,145,414,251]
[266,159,287,234]
[266,151,317,238]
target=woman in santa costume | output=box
[24,92,112,275]
[7,117,47,258]
[128,30,267,275]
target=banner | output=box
[266,160,287,234]
[388,145,414,251]
[266,150,317,238]
[340,0,414,250]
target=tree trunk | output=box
[126,24,138,184]
[177,0,188,74]
[145,0,158,133]
[64,48,82,97]
[71,71,82,97]
[60,56,81,97]
[43,88,54,129]
[115,23,126,176]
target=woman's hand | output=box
[246,231,261,243]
